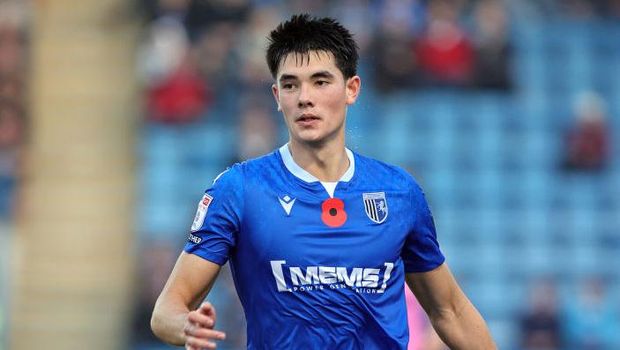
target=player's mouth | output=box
[296,114,321,126]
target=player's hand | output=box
[184,302,226,350]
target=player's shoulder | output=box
[234,149,281,177]
[211,149,280,186]
[353,151,422,191]
[207,163,243,190]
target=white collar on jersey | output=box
[279,143,355,183]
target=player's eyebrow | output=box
[279,71,335,83]
[279,74,298,83]
[311,71,335,80]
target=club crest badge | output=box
[363,192,388,224]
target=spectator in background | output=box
[370,0,425,93]
[562,91,610,171]
[471,0,513,91]
[518,278,563,350]
[414,0,474,87]
[371,16,420,93]
[145,52,210,124]
[564,277,620,349]
[138,0,190,83]
[138,0,211,124]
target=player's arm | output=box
[151,252,226,348]
[406,263,496,350]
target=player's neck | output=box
[288,138,349,182]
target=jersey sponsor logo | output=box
[363,192,388,224]
[270,260,394,294]
[191,193,213,232]
[278,195,296,216]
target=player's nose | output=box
[297,83,313,108]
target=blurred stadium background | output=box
[1,0,619,349]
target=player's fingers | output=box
[186,335,218,349]
[187,310,215,328]
[190,327,226,341]
[183,320,221,337]
[184,321,202,337]
[183,320,226,342]
[198,302,217,325]
[199,302,217,318]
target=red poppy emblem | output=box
[321,198,347,227]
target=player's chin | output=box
[293,130,325,144]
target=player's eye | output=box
[282,82,296,90]
[316,80,329,86]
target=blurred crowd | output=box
[135,0,620,129]
[519,277,620,350]
[0,1,27,222]
[137,0,516,129]
[135,0,614,169]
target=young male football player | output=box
[151,14,496,350]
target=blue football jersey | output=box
[184,144,445,349]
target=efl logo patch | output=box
[363,192,388,224]
[191,193,213,232]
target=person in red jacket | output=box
[414,0,474,87]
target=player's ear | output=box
[345,76,361,105]
[272,83,281,111]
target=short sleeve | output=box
[401,183,445,273]
[184,165,244,265]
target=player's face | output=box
[272,51,360,146]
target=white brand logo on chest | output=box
[278,195,296,216]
